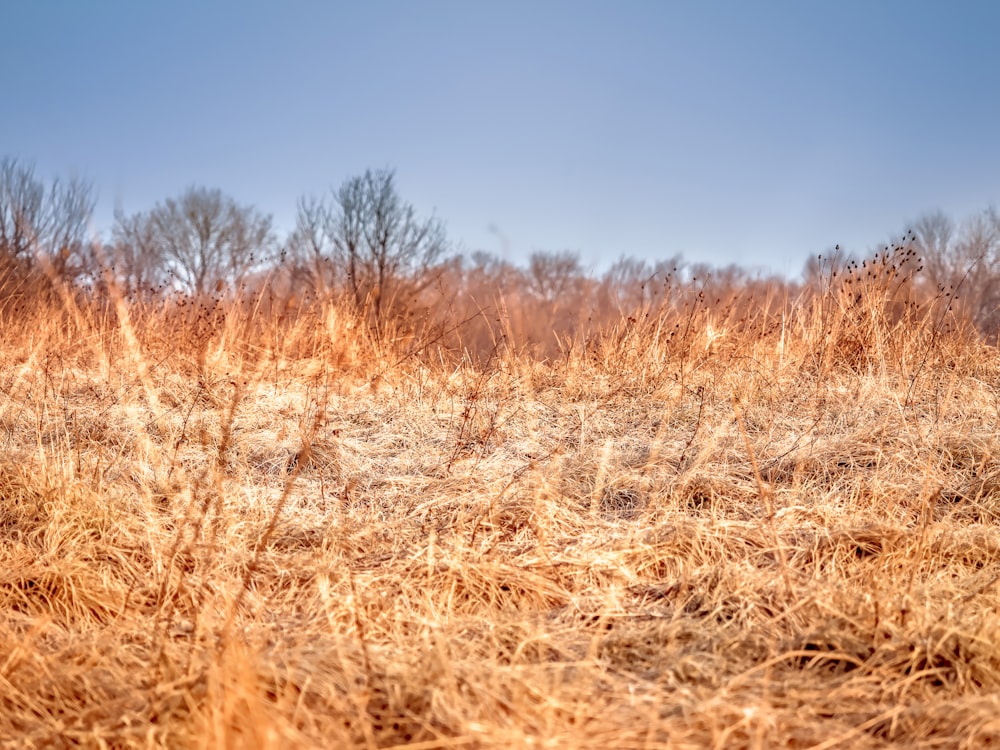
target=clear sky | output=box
[4,1,998,276]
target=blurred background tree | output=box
[291,168,449,326]
[910,207,1000,334]
[113,186,274,297]
[0,156,95,282]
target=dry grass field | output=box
[3,258,1000,749]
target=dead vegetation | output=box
[2,250,1000,749]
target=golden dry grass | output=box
[2,271,1000,749]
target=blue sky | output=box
[4,1,998,276]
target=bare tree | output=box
[114,187,274,296]
[106,209,168,297]
[0,157,48,264]
[521,250,599,353]
[911,210,955,287]
[526,250,584,307]
[599,255,683,314]
[326,169,449,322]
[289,170,449,323]
[286,194,337,295]
[461,250,523,297]
[910,208,1000,333]
[0,156,96,279]
[952,209,1000,332]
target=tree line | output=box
[3,155,1000,353]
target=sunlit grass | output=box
[1,256,999,748]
